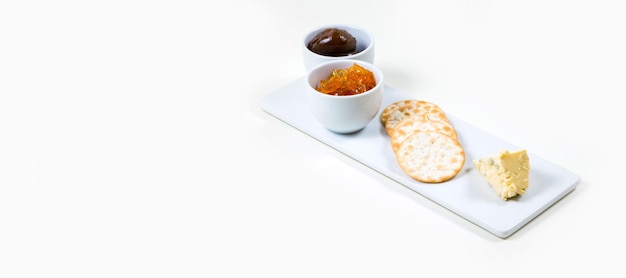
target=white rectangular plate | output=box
[259,77,580,238]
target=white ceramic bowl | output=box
[302,24,375,71]
[305,60,384,134]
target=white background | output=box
[1,0,625,277]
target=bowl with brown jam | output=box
[302,24,375,71]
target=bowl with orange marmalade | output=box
[302,24,375,71]
[305,60,384,134]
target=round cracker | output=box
[390,116,458,153]
[380,100,420,125]
[395,131,465,183]
[384,102,449,136]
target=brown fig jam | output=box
[307,28,357,57]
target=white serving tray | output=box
[259,77,580,238]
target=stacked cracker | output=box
[381,100,466,183]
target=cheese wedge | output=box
[473,149,530,200]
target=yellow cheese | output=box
[473,149,530,200]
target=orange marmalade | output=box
[316,63,376,96]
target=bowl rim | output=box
[305,59,384,99]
